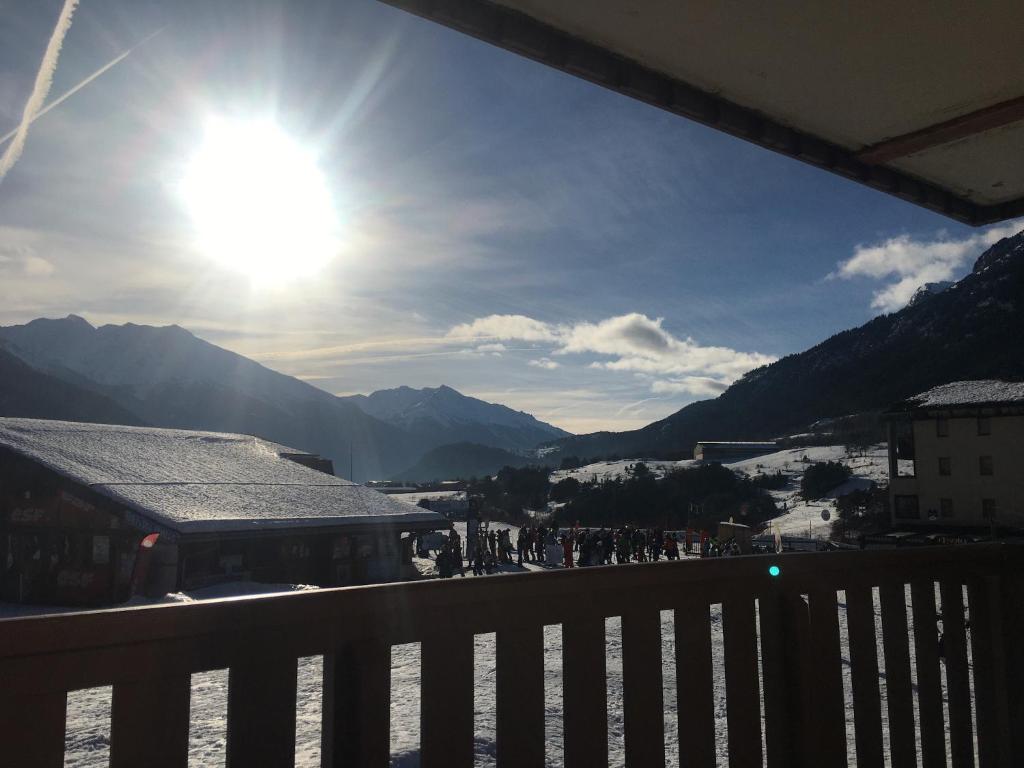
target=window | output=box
[977,416,991,436]
[940,498,953,518]
[982,498,997,520]
[936,417,949,437]
[979,455,994,476]
[894,495,920,520]
[891,420,916,477]
[938,457,951,476]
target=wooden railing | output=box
[1,544,1022,767]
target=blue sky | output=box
[1,0,1019,433]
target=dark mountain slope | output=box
[0,345,144,426]
[0,317,420,480]
[394,442,539,482]
[553,229,1024,458]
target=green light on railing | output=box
[768,565,781,577]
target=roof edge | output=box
[380,0,1023,226]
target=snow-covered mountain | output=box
[0,318,571,480]
[342,385,568,451]
[0,316,418,481]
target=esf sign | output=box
[7,506,58,525]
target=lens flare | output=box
[180,117,339,283]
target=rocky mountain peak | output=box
[972,229,1024,274]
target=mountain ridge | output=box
[342,384,568,451]
[0,319,567,480]
[549,228,1024,459]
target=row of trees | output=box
[465,462,780,530]
[467,458,872,533]
[466,466,551,524]
[800,461,852,500]
[553,463,778,530]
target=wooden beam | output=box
[378,0,1024,226]
[858,95,1024,164]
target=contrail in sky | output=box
[0,0,80,183]
[0,28,165,149]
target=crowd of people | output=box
[431,523,743,578]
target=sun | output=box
[179,117,339,283]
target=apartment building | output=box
[886,380,1024,529]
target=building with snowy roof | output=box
[885,380,1024,530]
[0,418,447,605]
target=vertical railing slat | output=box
[845,585,884,768]
[939,579,974,768]
[911,580,947,768]
[227,654,298,767]
[496,625,545,768]
[622,608,666,768]
[968,576,1012,768]
[322,638,391,768]
[998,564,1024,764]
[807,587,847,768]
[758,591,795,768]
[722,596,762,768]
[111,674,191,768]
[675,598,716,768]
[563,616,608,768]
[879,582,917,767]
[0,690,66,768]
[421,632,474,768]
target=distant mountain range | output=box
[550,228,1024,460]
[342,385,568,451]
[0,317,568,481]
[5,228,1021,480]
[395,441,541,482]
[0,345,143,426]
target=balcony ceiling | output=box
[381,0,1024,225]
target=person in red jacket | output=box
[561,534,574,568]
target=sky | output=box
[1,0,1020,434]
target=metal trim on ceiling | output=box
[380,0,1024,226]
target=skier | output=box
[562,535,574,568]
[437,545,453,579]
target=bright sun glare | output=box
[180,117,339,283]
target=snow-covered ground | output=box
[549,458,696,485]
[388,489,466,506]
[50,579,970,767]
[549,444,889,540]
[16,443,926,767]
[725,444,889,538]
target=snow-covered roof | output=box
[0,418,445,535]
[903,380,1024,409]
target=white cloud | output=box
[475,343,506,353]
[446,312,774,396]
[833,222,1023,312]
[651,377,730,397]
[0,0,78,184]
[447,314,558,343]
[528,357,560,370]
[0,241,55,278]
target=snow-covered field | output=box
[550,458,696,485]
[547,444,889,540]
[52,579,971,767]
[387,490,466,506]
[723,444,889,538]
